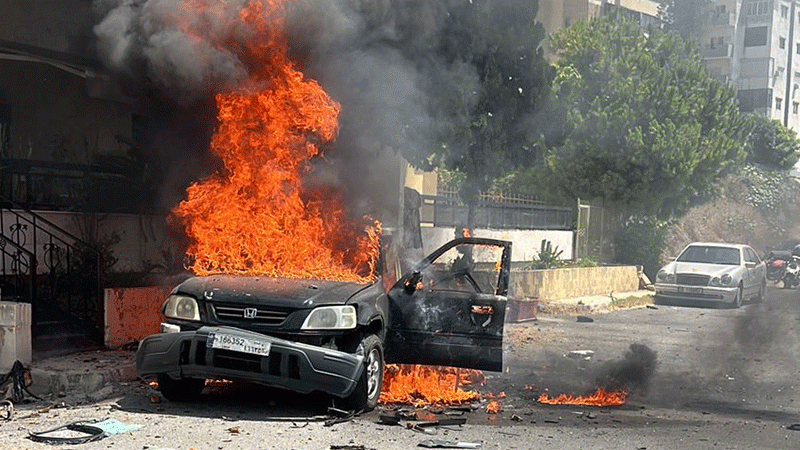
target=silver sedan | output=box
[654,242,767,308]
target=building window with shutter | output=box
[776,98,783,109]
[783,5,789,17]
[794,102,799,114]
[781,37,787,49]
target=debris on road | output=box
[576,316,594,323]
[418,439,482,448]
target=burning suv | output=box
[136,237,511,411]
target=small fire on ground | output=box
[537,388,627,406]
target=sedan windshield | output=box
[677,246,740,265]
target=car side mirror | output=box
[404,271,422,294]
[745,262,756,269]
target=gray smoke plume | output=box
[94,0,250,102]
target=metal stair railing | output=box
[0,194,104,342]
[0,232,36,304]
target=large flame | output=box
[171,0,379,282]
[379,364,484,406]
[538,388,627,406]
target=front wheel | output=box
[729,285,743,309]
[157,373,205,402]
[342,334,383,412]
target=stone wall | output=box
[510,265,640,301]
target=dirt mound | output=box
[661,169,800,264]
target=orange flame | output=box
[486,399,501,414]
[379,364,484,406]
[171,0,379,282]
[537,388,627,406]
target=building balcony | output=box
[702,44,733,58]
[743,13,772,25]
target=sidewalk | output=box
[26,349,137,402]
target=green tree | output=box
[414,0,556,226]
[744,114,800,170]
[546,16,748,218]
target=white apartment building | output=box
[703,0,800,131]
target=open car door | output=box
[384,237,511,372]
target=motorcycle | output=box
[765,250,800,288]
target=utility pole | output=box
[785,0,796,127]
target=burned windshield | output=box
[421,243,506,295]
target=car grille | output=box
[211,304,289,325]
[676,274,710,286]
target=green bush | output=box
[614,216,672,280]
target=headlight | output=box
[163,295,201,321]
[301,305,357,330]
[710,274,733,287]
[656,270,675,283]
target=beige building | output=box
[537,0,661,54]
[701,0,800,132]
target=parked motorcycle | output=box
[765,248,800,288]
[766,250,792,283]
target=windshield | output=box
[677,246,741,265]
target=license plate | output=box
[679,286,703,294]
[207,332,271,356]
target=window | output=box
[0,104,9,158]
[745,26,769,46]
[781,37,787,49]
[793,102,799,114]
[782,4,789,17]
[776,97,783,109]
[797,43,800,54]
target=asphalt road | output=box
[3,285,800,449]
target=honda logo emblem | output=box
[243,308,258,319]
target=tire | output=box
[157,373,205,402]
[730,285,743,309]
[756,279,766,303]
[784,275,794,289]
[342,334,383,412]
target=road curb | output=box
[27,351,138,400]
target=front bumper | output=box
[653,283,738,304]
[136,325,364,398]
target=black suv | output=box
[136,237,512,411]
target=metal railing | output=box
[420,194,574,231]
[0,194,104,341]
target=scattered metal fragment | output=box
[576,316,594,323]
[1,400,12,421]
[27,421,106,445]
[418,439,481,448]
[330,446,375,450]
[787,423,800,431]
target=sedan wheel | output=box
[731,285,743,309]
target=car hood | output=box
[173,275,372,309]
[667,262,740,276]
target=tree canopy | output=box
[544,16,748,218]
[744,114,800,170]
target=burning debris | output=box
[379,365,484,407]
[536,343,657,407]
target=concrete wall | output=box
[104,286,172,349]
[510,265,639,301]
[421,227,574,262]
[0,300,31,372]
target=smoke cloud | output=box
[594,343,658,394]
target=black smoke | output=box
[594,343,658,394]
